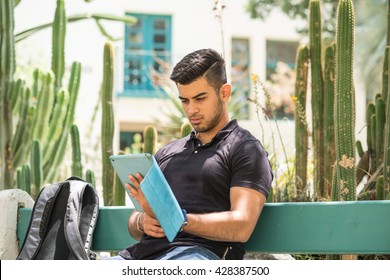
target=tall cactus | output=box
[143,125,158,155]
[293,45,309,194]
[52,0,66,91]
[334,0,356,201]
[85,169,96,187]
[0,0,16,189]
[101,41,115,206]
[31,140,43,199]
[70,124,83,178]
[384,50,390,197]
[32,71,55,142]
[382,47,389,109]
[44,62,81,182]
[309,0,325,199]
[323,43,336,198]
[375,96,385,168]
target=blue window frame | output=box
[121,13,172,98]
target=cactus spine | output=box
[323,43,336,198]
[294,45,309,194]
[101,41,115,206]
[309,0,325,199]
[143,125,158,155]
[334,0,356,201]
[70,124,83,178]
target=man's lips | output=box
[190,118,202,125]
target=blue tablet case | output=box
[109,153,184,242]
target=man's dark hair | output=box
[170,48,227,92]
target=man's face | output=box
[177,77,226,134]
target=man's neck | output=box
[196,118,230,144]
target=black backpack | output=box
[17,177,99,260]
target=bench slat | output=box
[245,201,390,254]
[17,201,390,254]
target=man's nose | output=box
[187,102,199,115]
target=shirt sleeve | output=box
[230,139,273,197]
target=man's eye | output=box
[196,97,205,101]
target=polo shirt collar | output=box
[189,119,238,142]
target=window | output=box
[231,38,251,120]
[265,40,299,120]
[121,14,172,98]
[120,131,143,154]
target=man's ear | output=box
[220,84,231,102]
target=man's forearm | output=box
[183,210,260,243]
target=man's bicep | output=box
[230,187,266,218]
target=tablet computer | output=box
[109,153,184,242]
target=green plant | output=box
[309,0,325,199]
[323,43,336,198]
[293,45,309,194]
[101,41,115,206]
[334,0,357,201]
[70,124,83,178]
[30,140,43,199]
[85,169,96,187]
[180,122,193,138]
[143,125,158,155]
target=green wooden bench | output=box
[17,201,390,256]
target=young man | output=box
[119,48,273,260]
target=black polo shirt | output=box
[120,119,273,260]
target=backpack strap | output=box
[17,183,62,260]
[64,178,99,260]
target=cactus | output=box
[323,43,336,198]
[370,114,377,173]
[143,125,158,155]
[114,165,126,206]
[101,41,115,206]
[85,169,96,188]
[384,52,390,197]
[32,71,55,143]
[11,86,30,167]
[334,0,356,201]
[43,89,69,163]
[52,0,66,90]
[375,96,385,168]
[382,47,389,109]
[0,0,16,189]
[44,62,82,182]
[31,140,43,199]
[131,133,142,154]
[376,175,384,200]
[16,164,31,194]
[70,124,83,178]
[309,0,325,199]
[293,45,309,194]
[180,122,193,138]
